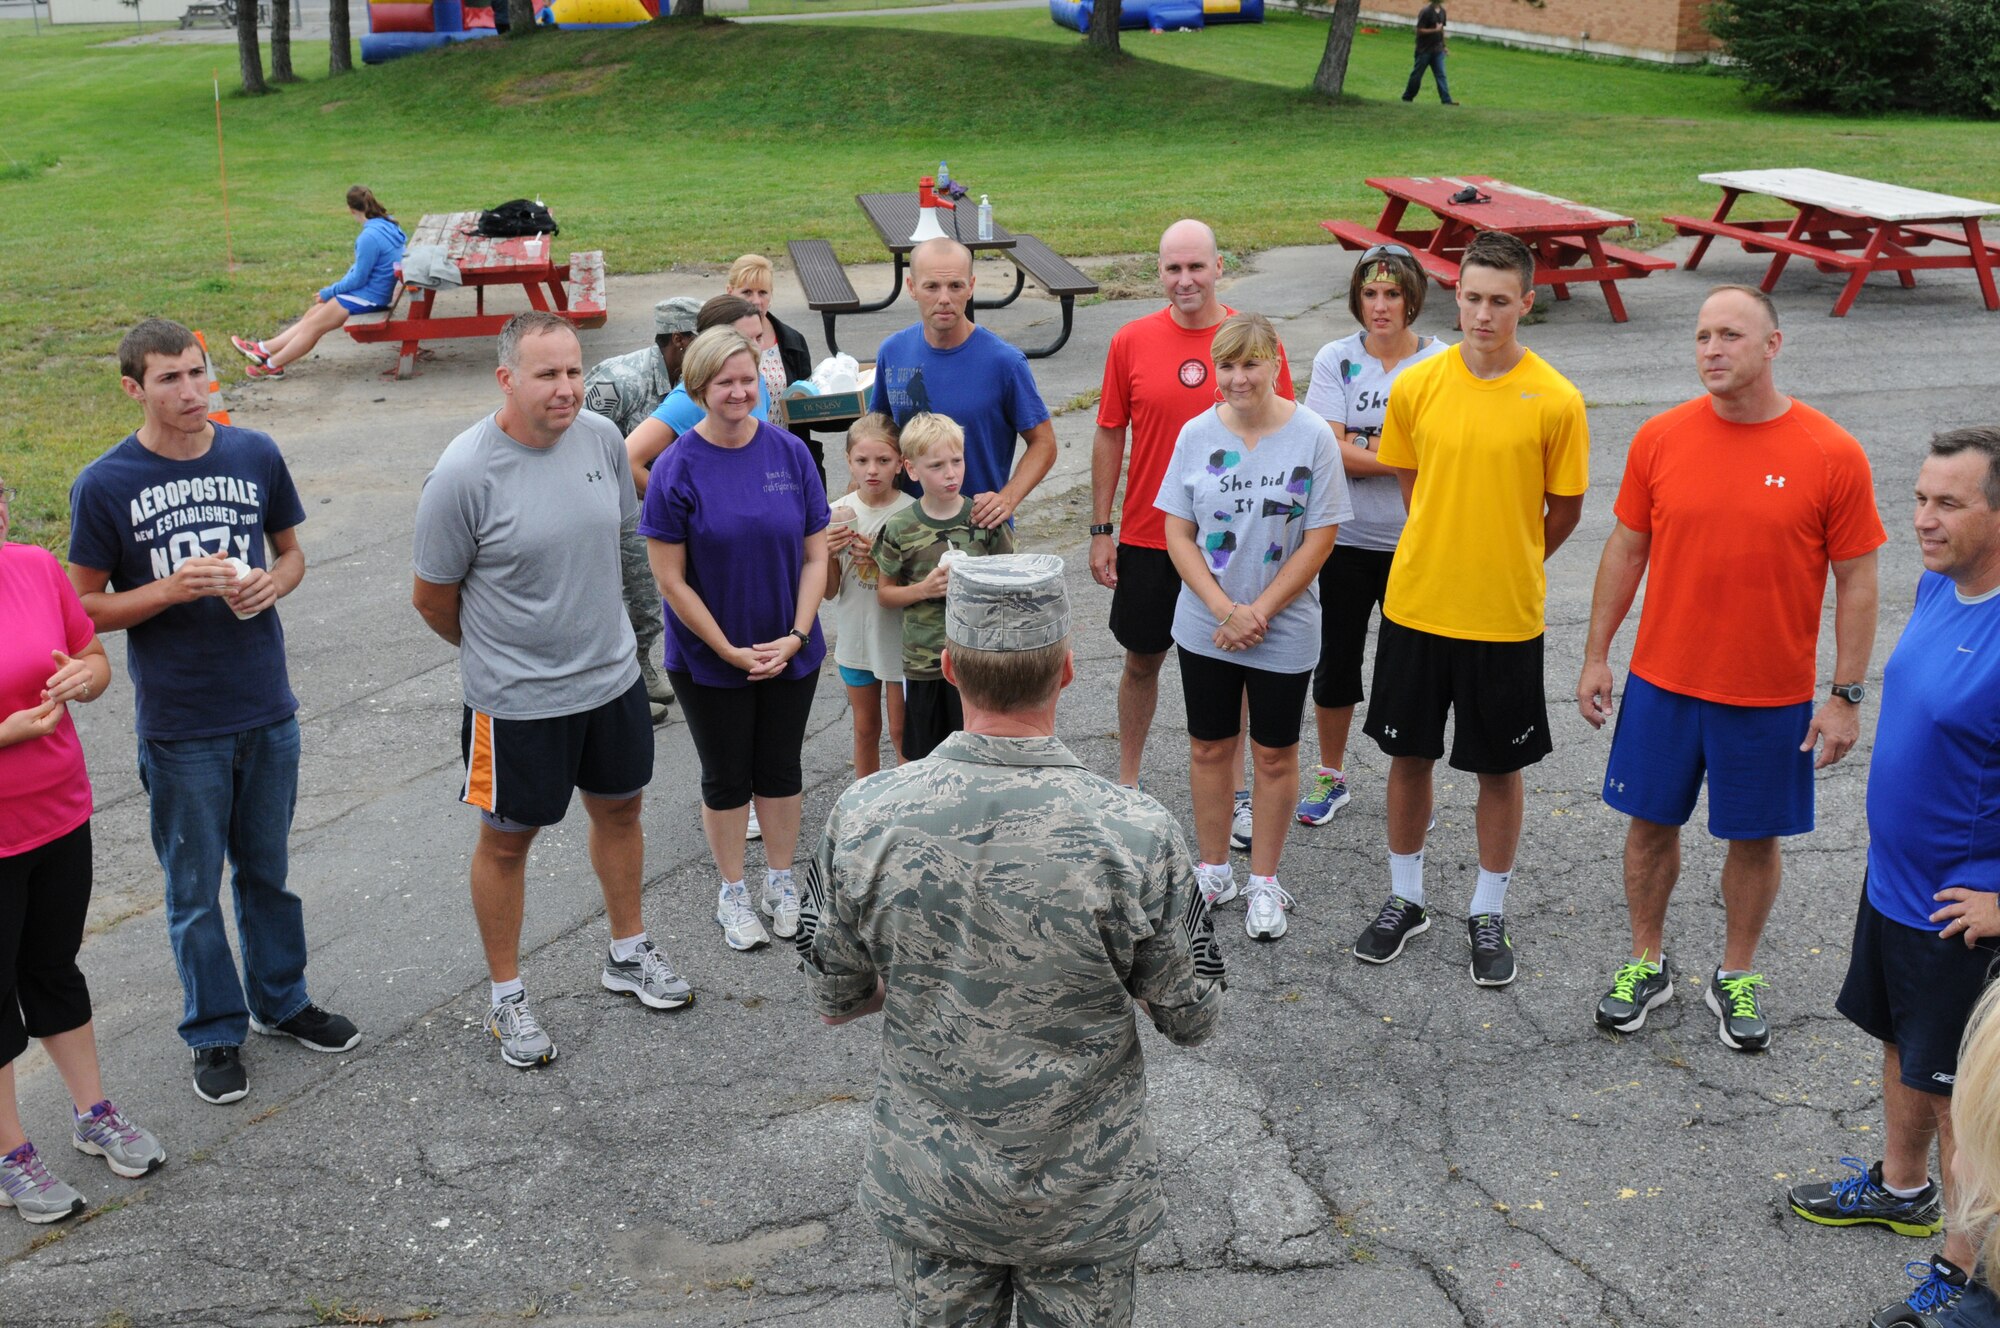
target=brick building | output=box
[1363,0,1718,63]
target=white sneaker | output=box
[1196,862,1238,907]
[716,881,770,951]
[1229,790,1253,852]
[761,870,801,940]
[746,805,762,841]
[1244,878,1294,941]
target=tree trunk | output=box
[507,0,539,33]
[671,0,702,16]
[271,0,298,82]
[1312,0,1362,98]
[1087,0,1120,53]
[328,0,353,73]
[236,0,268,94]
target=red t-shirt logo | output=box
[1178,359,1209,389]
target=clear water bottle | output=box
[938,162,950,192]
[978,195,993,241]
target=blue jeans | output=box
[135,716,310,1050]
[1404,49,1451,102]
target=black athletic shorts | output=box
[1313,545,1396,710]
[1838,883,2000,1096]
[0,821,94,1069]
[1176,646,1312,749]
[1108,544,1181,657]
[1362,619,1552,774]
[901,677,964,762]
[671,668,819,810]
[460,675,655,829]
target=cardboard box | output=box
[775,365,875,429]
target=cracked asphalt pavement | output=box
[5,241,1996,1327]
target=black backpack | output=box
[476,199,559,237]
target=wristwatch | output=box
[789,628,811,648]
[1089,523,1115,537]
[1829,681,1866,704]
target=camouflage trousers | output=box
[885,1237,1138,1328]
[620,529,668,699]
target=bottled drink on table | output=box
[978,195,993,241]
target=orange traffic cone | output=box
[193,330,232,426]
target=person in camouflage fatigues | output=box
[583,297,700,722]
[800,554,1226,1328]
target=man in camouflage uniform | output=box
[583,296,699,722]
[799,553,1226,1327]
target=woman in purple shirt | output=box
[640,328,829,956]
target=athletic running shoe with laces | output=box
[1244,878,1294,941]
[71,1100,166,1179]
[1872,1255,1972,1327]
[1196,862,1238,907]
[0,1143,85,1224]
[1789,1158,1944,1237]
[601,941,694,1010]
[229,334,268,363]
[1705,968,1772,1051]
[1229,790,1253,851]
[761,870,802,939]
[1468,913,1516,986]
[746,804,762,841]
[244,361,285,380]
[1353,895,1429,964]
[1296,770,1351,825]
[191,1045,248,1104]
[487,991,557,1068]
[717,880,771,951]
[249,1002,360,1053]
[1595,956,1673,1032]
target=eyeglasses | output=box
[1359,243,1415,263]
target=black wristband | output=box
[1089,523,1115,537]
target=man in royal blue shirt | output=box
[69,318,358,1108]
[870,238,1057,530]
[1787,426,2000,1327]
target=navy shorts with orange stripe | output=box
[459,676,654,828]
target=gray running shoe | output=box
[717,881,771,951]
[487,992,557,1069]
[1229,790,1253,852]
[0,1143,86,1224]
[71,1100,166,1179]
[602,941,694,1010]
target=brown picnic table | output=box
[1667,169,2000,317]
[1322,175,1674,323]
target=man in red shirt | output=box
[1091,220,1292,818]
[1577,285,1885,1052]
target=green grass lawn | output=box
[3,10,1993,548]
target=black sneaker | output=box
[1871,1255,1971,1327]
[249,1003,360,1053]
[191,1046,247,1104]
[1467,913,1516,987]
[1353,895,1429,964]
[1704,968,1771,1051]
[1789,1157,1944,1237]
[1595,956,1673,1032]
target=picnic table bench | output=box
[345,210,607,379]
[1322,175,1673,322]
[1666,169,1999,317]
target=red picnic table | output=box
[1322,175,1674,323]
[1666,169,2000,317]
[345,210,608,379]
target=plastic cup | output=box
[225,557,261,620]
[524,235,544,259]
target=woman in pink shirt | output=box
[0,478,164,1224]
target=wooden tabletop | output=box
[1697,169,2000,223]
[855,193,1017,255]
[1368,175,1634,235]
[410,211,560,274]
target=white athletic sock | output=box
[609,932,648,963]
[490,978,524,1007]
[1316,765,1342,779]
[1389,850,1425,907]
[1470,868,1512,918]
[1249,873,1281,890]
[1884,1178,1931,1199]
[1198,861,1232,877]
[719,878,746,903]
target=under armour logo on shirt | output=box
[1382,726,1398,739]
[1608,779,1626,794]
[585,470,604,482]
[1764,475,1786,487]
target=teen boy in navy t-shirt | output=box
[68,319,357,1107]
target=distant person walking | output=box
[1403,1,1459,106]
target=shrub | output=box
[1706,0,1944,113]
[1935,0,2000,116]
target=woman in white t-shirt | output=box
[1296,245,1449,828]
[824,414,915,778]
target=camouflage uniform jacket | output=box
[798,731,1226,1265]
[582,345,675,438]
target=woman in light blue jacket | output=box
[232,186,406,380]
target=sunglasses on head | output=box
[1358,243,1415,263]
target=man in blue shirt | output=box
[68,318,358,1108]
[870,238,1057,529]
[1787,426,2000,1328]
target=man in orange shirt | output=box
[1577,285,1885,1052]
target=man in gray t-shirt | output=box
[412,313,693,1072]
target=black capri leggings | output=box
[0,821,95,1069]
[1176,647,1313,749]
[1313,545,1396,710]
[669,670,820,810]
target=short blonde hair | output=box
[1209,311,1279,367]
[1953,981,2000,1297]
[681,327,759,405]
[946,640,1069,712]
[846,412,900,457]
[897,411,964,464]
[727,254,774,291]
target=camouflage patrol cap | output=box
[655,297,701,337]
[945,553,1070,652]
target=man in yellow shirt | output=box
[1351,231,1589,987]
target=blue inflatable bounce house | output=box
[1050,0,1261,33]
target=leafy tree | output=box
[508,0,540,34]
[328,0,353,75]
[672,0,702,16]
[1088,0,1121,55]
[1706,0,1940,112]
[271,0,299,83]
[1312,0,1360,98]
[236,0,268,94]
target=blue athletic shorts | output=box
[838,665,879,688]
[334,293,391,314]
[1601,673,1813,839]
